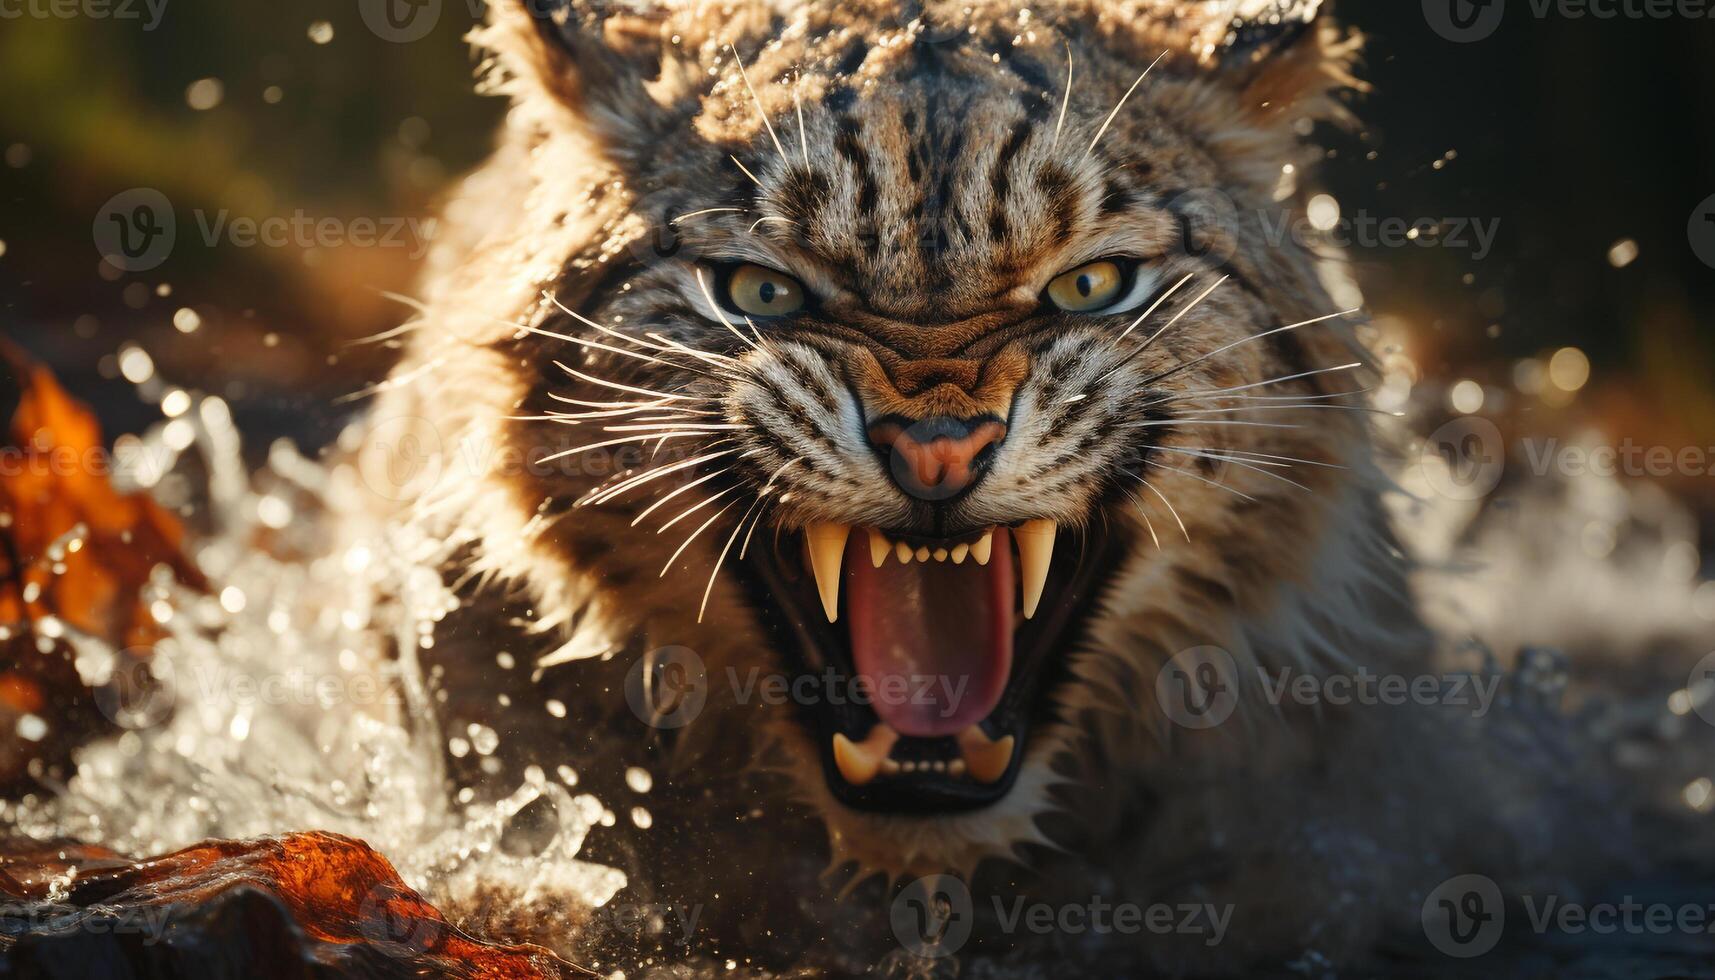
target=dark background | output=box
[0,0,1711,503]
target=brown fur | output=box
[364,2,1629,973]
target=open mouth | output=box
[740,519,1120,813]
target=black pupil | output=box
[759,281,777,304]
[1077,273,1094,297]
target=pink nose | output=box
[867,416,1008,501]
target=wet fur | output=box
[367,1,1635,972]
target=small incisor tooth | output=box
[971,528,994,565]
[1014,518,1057,619]
[895,541,913,564]
[915,546,930,563]
[933,548,949,562]
[805,523,851,623]
[868,528,890,568]
[832,725,899,787]
[957,726,1015,784]
[952,543,969,564]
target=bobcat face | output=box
[434,0,1388,873]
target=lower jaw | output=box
[739,522,1124,816]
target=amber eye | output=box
[726,264,806,317]
[1045,260,1125,313]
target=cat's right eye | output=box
[726,264,806,318]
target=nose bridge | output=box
[859,345,1029,423]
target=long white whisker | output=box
[658,485,739,534]
[696,268,763,352]
[794,74,811,167]
[1134,461,1257,503]
[1137,475,1191,542]
[740,457,802,559]
[1052,39,1074,149]
[674,207,745,224]
[588,447,738,505]
[1113,272,1195,344]
[630,467,731,527]
[1143,363,1367,407]
[1140,310,1361,389]
[660,499,741,577]
[1085,51,1167,158]
[556,363,697,401]
[731,44,788,166]
[1153,447,1314,493]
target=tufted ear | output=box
[472,0,692,159]
[1203,1,1361,120]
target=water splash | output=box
[3,380,625,934]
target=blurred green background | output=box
[0,1,1712,512]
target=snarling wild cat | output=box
[368,0,1621,972]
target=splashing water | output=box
[2,377,626,934]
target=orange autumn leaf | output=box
[0,339,205,648]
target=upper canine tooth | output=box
[868,528,890,568]
[956,726,1016,784]
[805,523,850,623]
[1013,519,1056,619]
[833,725,899,786]
[951,543,969,564]
[971,528,994,565]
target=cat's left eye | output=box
[726,264,806,317]
[1045,260,1125,313]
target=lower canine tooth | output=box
[805,523,851,623]
[972,528,994,565]
[868,528,890,568]
[832,725,899,786]
[1013,518,1057,620]
[957,726,1015,784]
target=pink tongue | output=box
[845,529,1013,738]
